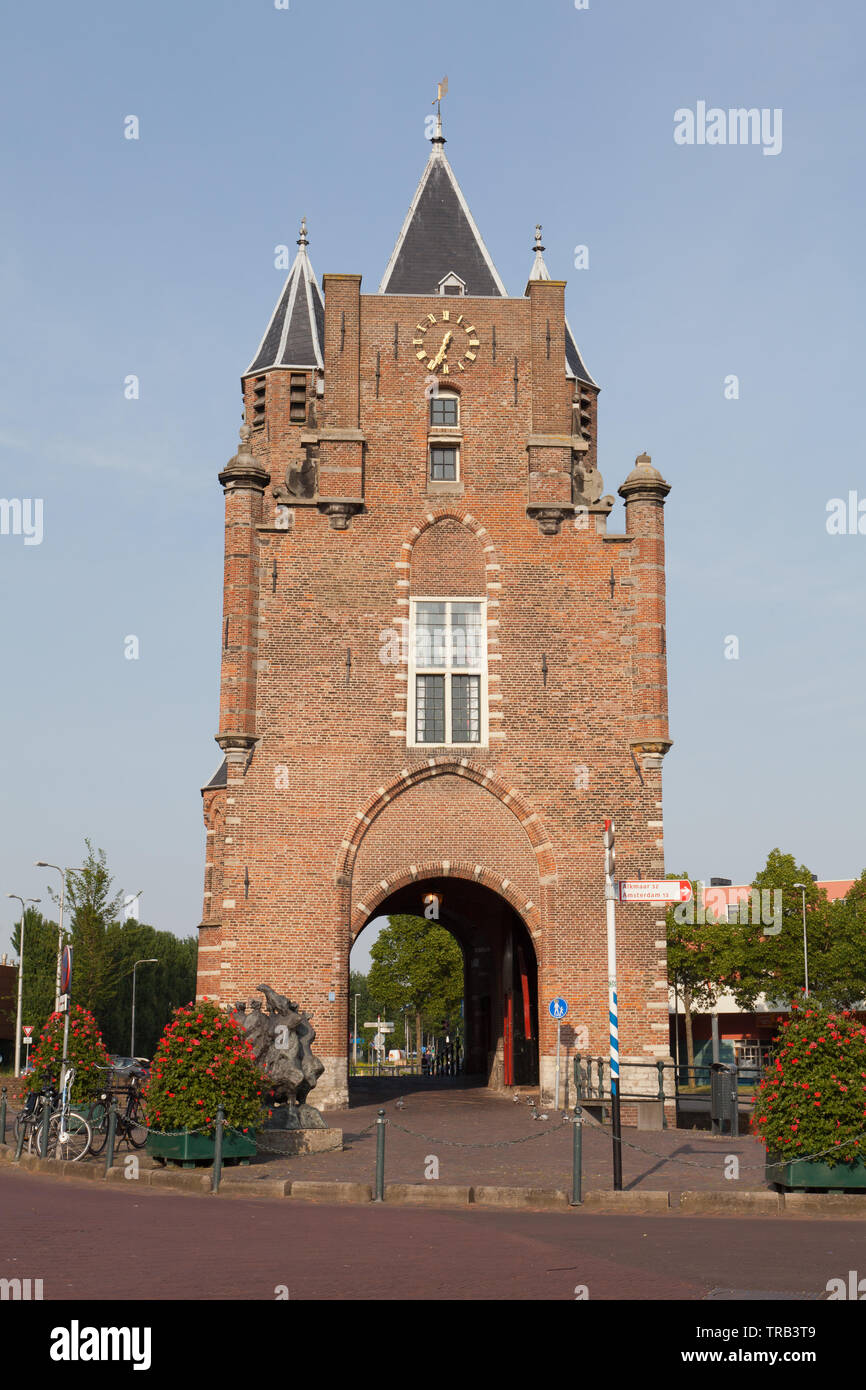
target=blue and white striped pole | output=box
[603,818,623,1190]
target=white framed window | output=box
[407,598,488,747]
[428,443,459,481]
[430,391,459,428]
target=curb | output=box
[3,1142,866,1216]
[679,1190,783,1215]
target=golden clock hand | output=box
[430,330,453,369]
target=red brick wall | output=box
[198,282,673,1105]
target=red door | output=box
[503,991,514,1087]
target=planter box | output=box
[147,1129,257,1168]
[766,1153,866,1191]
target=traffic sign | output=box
[616,880,692,904]
[22,1025,33,1037]
[57,993,69,1013]
[363,1021,394,1032]
[548,997,568,1020]
[60,945,73,994]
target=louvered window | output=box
[289,373,307,423]
[252,376,267,429]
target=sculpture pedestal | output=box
[260,1103,343,1155]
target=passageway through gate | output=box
[351,876,539,1090]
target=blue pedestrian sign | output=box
[548,997,568,1020]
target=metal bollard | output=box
[570,1106,583,1206]
[373,1108,386,1201]
[104,1097,118,1175]
[39,1098,51,1158]
[0,1087,6,1145]
[657,1059,667,1130]
[212,1106,225,1193]
[15,1121,26,1160]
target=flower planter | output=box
[147,1129,257,1168]
[766,1154,866,1191]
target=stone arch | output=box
[349,861,542,940]
[386,509,503,741]
[335,757,556,915]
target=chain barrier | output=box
[383,1115,572,1149]
[570,1102,866,1172]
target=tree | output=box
[47,841,125,1017]
[10,908,58,1035]
[722,850,829,1011]
[97,923,198,1057]
[367,915,463,1047]
[666,874,730,1083]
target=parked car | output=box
[108,1055,150,1087]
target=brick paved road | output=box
[242,1079,766,1193]
[0,1165,859,1302]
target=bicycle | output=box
[88,1066,147,1154]
[15,1067,92,1161]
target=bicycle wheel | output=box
[27,1117,47,1155]
[124,1098,148,1149]
[88,1111,109,1156]
[49,1111,92,1161]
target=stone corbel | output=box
[630,738,673,772]
[317,499,364,531]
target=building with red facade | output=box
[197,119,674,1107]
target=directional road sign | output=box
[616,880,693,904]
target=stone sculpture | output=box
[232,985,325,1125]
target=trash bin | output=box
[710,1061,739,1136]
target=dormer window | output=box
[430,390,459,428]
[438,272,466,297]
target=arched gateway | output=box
[196,116,675,1112]
[355,876,539,1088]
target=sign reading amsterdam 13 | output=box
[412,310,480,373]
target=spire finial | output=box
[297,216,308,248]
[534,224,545,256]
[431,76,448,146]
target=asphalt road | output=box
[1,1166,862,1303]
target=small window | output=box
[430,393,459,428]
[438,271,466,297]
[429,445,458,481]
[252,376,267,429]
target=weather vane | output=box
[432,76,448,139]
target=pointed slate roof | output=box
[246,219,325,374]
[379,135,507,297]
[527,226,598,388]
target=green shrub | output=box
[25,1006,111,1103]
[755,1000,866,1167]
[144,1001,266,1136]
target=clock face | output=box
[412,310,480,374]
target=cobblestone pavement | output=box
[230,1079,765,1193]
[3,1077,767,1192]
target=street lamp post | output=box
[131,959,158,1057]
[34,861,84,1012]
[793,882,815,999]
[7,894,40,1077]
[353,993,360,1073]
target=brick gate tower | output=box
[197,115,674,1108]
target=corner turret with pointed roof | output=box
[246,218,325,375]
[526,224,597,389]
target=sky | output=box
[2,0,864,967]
